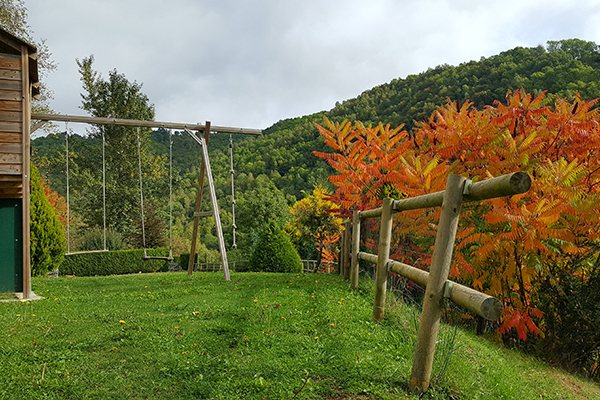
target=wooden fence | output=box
[346,171,532,393]
[185,260,335,274]
[301,260,337,274]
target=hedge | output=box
[60,248,170,276]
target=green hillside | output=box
[32,39,600,257]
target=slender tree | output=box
[30,164,66,275]
[75,56,168,244]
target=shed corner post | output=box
[21,45,31,300]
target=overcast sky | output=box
[27,0,600,135]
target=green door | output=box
[0,199,22,293]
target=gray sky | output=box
[27,0,600,135]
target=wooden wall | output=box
[0,52,23,198]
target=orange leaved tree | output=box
[315,89,600,343]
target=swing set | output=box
[32,113,261,281]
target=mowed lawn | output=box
[0,271,598,400]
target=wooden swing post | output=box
[188,123,210,276]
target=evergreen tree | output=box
[249,221,302,273]
[30,164,65,275]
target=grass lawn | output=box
[0,271,598,399]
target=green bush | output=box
[537,257,600,379]
[30,164,66,276]
[249,222,302,273]
[60,248,170,276]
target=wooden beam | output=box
[31,112,262,136]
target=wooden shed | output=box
[0,27,38,299]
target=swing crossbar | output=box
[65,249,109,256]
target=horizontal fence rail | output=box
[357,252,502,321]
[359,171,532,220]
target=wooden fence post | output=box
[410,174,466,393]
[373,198,394,321]
[343,221,351,280]
[351,210,361,289]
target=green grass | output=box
[0,272,598,399]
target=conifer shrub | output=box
[30,164,66,276]
[249,222,302,273]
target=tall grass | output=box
[0,272,597,399]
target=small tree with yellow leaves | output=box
[286,186,344,270]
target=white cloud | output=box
[27,0,600,134]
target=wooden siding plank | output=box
[0,100,21,111]
[0,69,21,80]
[0,79,21,91]
[0,153,22,163]
[0,164,22,174]
[0,132,22,143]
[0,110,21,122]
[0,57,21,70]
[0,90,20,101]
[0,143,22,153]
[0,122,21,133]
[0,175,22,181]
[0,180,22,188]
[0,188,23,195]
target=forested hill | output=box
[210,39,600,199]
[32,39,600,255]
[326,39,600,130]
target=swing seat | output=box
[142,256,174,261]
[66,249,109,256]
